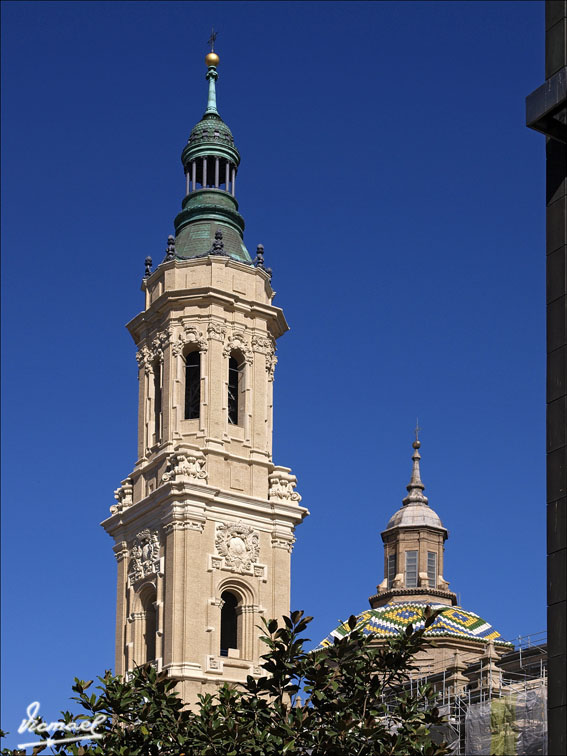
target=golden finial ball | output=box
[413,440,421,449]
[205,52,220,67]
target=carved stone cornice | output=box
[271,537,296,553]
[164,519,205,534]
[368,587,458,608]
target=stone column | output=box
[161,346,172,443]
[136,359,146,460]
[113,542,129,676]
[205,322,226,445]
[251,350,267,452]
[163,524,185,664]
[182,524,207,663]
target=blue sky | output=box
[1,0,545,747]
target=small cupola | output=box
[369,434,457,609]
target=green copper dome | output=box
[188,112,235,149]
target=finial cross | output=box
[208,28,218,52]
[414,418,422,443]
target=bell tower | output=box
[102,48,308,704]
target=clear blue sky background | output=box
[1,0,545,747]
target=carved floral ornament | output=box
[135,328,172,373]
[222,332,253,365]
[171,325,207,357]
[162,450,208,484]
[215,521,259,573]
[207,322,227,341]
[128,529,161,585]
[251,333,277,380]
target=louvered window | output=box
[405,550,418,588]
[387,553,396,588]
[427,551,437,589]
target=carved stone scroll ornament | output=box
[268,468,301,503]
[222,332,253,365]
[110,477,134,514]
[266,354,277,381]
[135,328,171,373]
[150,329,171,361]
[162,451,208,483]
[250,334,275,355]
[207,322,227,341]
[135,345,152,374]
[251,334,277,379]
[171,325,207,357]
[215,521,259,573]
[128,529,161,584]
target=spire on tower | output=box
[204,34,220,115]
[402,431,429,507]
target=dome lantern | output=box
[369,434,457,609]
[174,40,250,263]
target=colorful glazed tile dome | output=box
[319,602,512,649]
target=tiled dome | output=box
[319,602,512,649]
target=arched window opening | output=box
[153,360,162,444]
[141,590,157,663]
[220,591,238,656]
[184,350,200,420]
[228,353,244,426]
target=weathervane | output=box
[208,28,218,52]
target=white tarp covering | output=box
[465,687,547,756]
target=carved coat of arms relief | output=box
[215,521,259,574]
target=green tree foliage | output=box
[2,608,449,755]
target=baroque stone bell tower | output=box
[101,48,308,703]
